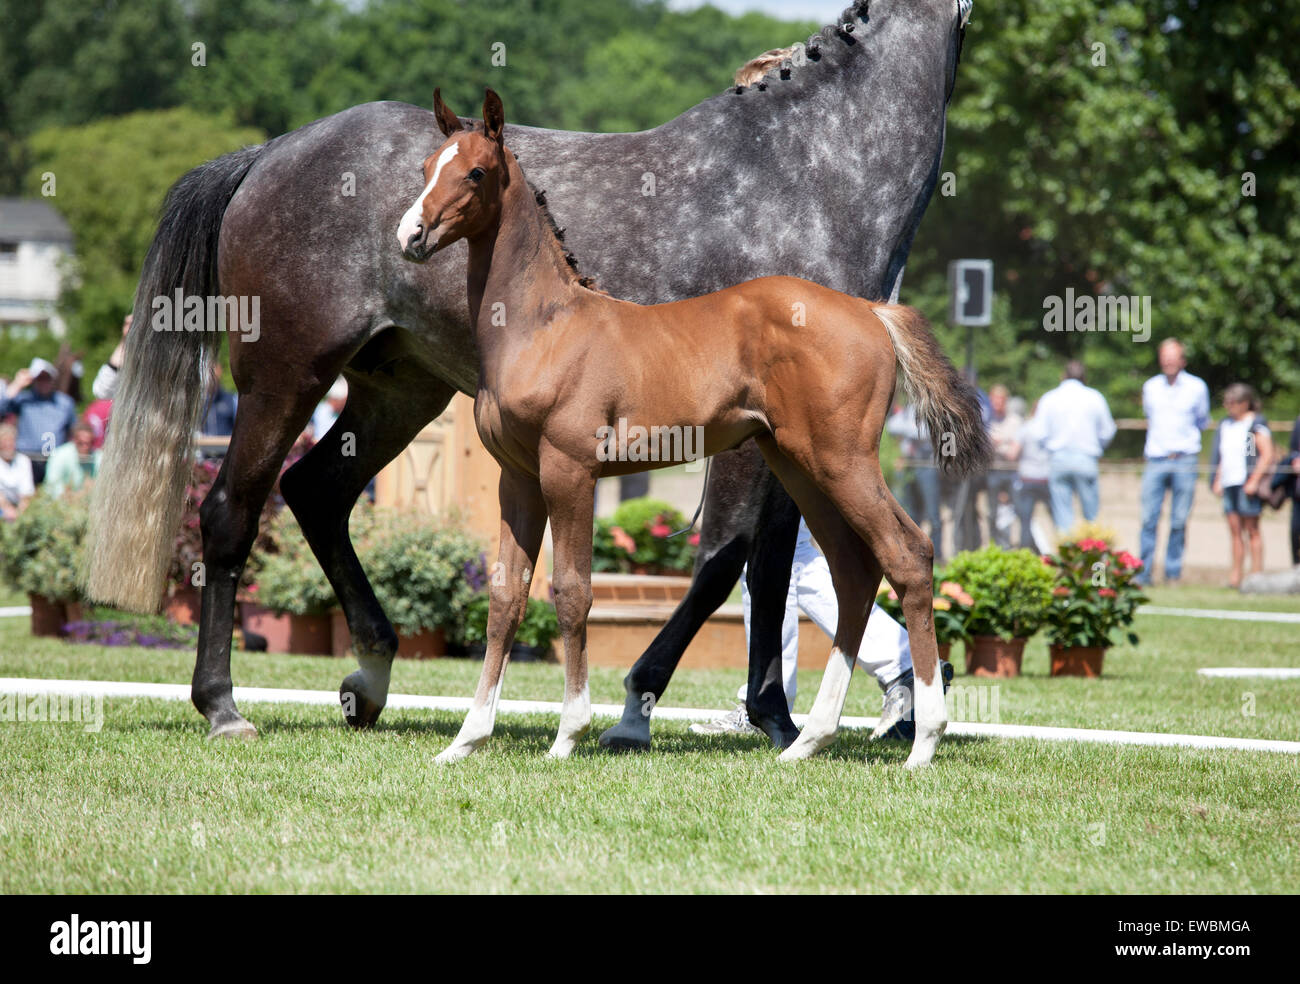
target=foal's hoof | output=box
[598,719,651,753]
[207,717,258,741]
[339,672,385,730]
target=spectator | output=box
[1011,398,1052,551]
[1211,384,1274,589]
[43,421,101,498]
[887,403,943,562]
[310,377,348,440]
[201,363,238,438]
[1286,414,1300,567]
[985,384,1023,547]
[0,357,78,484]
[0,422,35,520]
[91,313,131,402]
[1137,338,1210,586]
[1030,360,1116,533]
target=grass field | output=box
[1,586,1297,893]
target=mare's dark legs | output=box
[194,384,331,737]
[280,351,458,727]
[597,442,800,751]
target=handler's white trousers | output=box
[740,519,911,711]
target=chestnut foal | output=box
[398,90,990,768]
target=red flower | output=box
[1053,586,1070,597]
[1041,554,1055,565]
[1098,587,1117,598]
[1077,538,1108,552]
[1117,551,1142,570]
[688,532,700,547]
[650,523,672,538]
[611,526,636,554]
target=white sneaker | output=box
[689,704,761,736]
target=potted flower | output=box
[246,510,337,654]
[165,459,278,625]
[592,497,698,576]
[874,577,974,662]
[0,491,87,636]
[1042,537,1147,676]
[334,505,486,659]
[456,592,560,662]
[944,546,1057,677]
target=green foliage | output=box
[19,108,263,377]
[0,491,88,601]
[943,545,1057,641]
[908,0,1300,418]
[352,506,485,636]
[593,496,697,574]
[458,592,560,652]
[1043,537,1148,648]
[250,509,337,617]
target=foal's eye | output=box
[467,167,485,182]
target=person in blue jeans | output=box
[1029,360,1116,533]
[1137,339,1210,586]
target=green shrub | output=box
[943,545,1056,640]
[457,592,560,652]
[593,496,698,574]
[1,492,87,601]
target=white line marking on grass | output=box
[1141,605,1300,624]
[3,677,1298,755]
[0,606,32,618]
[1198,667,1300,679]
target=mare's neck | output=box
[466,152,585,374]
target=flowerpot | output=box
[29,593,68,637]
[164,586,201,626]
[64,600,85,624]
[1049,644,1106,678]
[965,635,1026,678]
[330,611,447,660]
[242,604,332,655]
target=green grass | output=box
[1,593,1298,893]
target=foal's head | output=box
[397,88,509,262]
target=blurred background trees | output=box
[1,0,1296,416]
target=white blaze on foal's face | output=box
[396,140,461,253]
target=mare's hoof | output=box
[598,720,651,753]
[207,718,258,740]
[340,672,385,729]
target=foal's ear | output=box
[482,88,505,146]
[433,88,463,138]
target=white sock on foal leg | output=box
[903,665,947,769]
[436,679,503,764]
[779,646,856,761]
[548,682,591,759]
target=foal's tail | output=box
[873,303,991,477]
[82,144,264,612]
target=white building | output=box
[0,197,72,339]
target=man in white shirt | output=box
[0,423,35,519]
[1137,338,1210,585]
[1030,360,1116,532]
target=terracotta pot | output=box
[965,635,1026,678]
[164,586,201,626]
[330,611,446,660]
[29,593,68,637]
[1049,643,1106,677]
[242,604,332,655]
[64,600,85,624]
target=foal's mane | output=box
[730,1,874,94]
[527,179,605,294]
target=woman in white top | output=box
[1211,383,1275,588]
[0,423,35,520]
